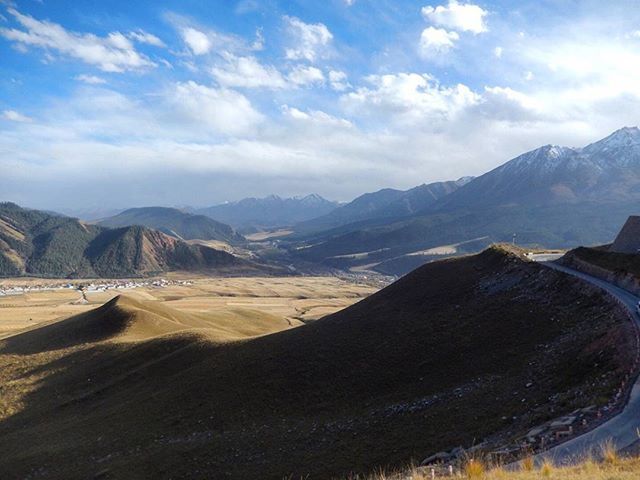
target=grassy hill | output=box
[98,207,244,243]
[562,246,640,278]
[0,246,632,478]
[0,202,248,278]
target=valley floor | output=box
[0,274,377,338]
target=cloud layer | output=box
[2,1,640,210]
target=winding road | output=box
[531,254,640,464]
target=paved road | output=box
[530,255,640,464]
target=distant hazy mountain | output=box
[55,207,124,221]
[198,194,339,229]
[98,207,243,243]
[298,178,473,231]
[293,127,640,275]
[0,203,245,278]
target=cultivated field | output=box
[0,275,376,338]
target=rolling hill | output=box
[291,127,640,275]
[98,207,243,243]
[0,246,632,478]
[0,202,248,278]
[198,194,339,230]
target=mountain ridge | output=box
[98,206,243,243]
[197,194,339,230]
[297,177,473,232]
[0,202,248,278]
[291,127,640,275]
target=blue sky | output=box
[1,0,640,211]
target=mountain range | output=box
[290,127,640,275]
[98,207,243,244]
[0,203,246,278]
[4,127,640,278]
[197,194,339,231]
[435,127,640,210]
[296,177,473,232]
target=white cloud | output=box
[1,109,32,122]
[211,53,287,89]
[251,28,264,50]
[181,27,212,55]
[167,14,258,57]
[0,8,155,72]
[4,62,640,209]
[283,16,333,62]
[342,73,480,125]
[480,86,543,121]
[170,81,263,136]
[8,6,640,208]
[344,0,356,5]
[419,27,459,56]
[128,30,165,47]
[75,74,106,84]
[287,65,325,86]
[281,105,353,128]
[421,0,488,34]
[329,70,350,91]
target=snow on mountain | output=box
[435,127,640,209]
[581,126,640,166]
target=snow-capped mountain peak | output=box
[582,126,640,154]
[498,144,575,176]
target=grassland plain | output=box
[0,275,376,337]
[0,246,633,479]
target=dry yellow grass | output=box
[363,456,640,480]
[464,459,486,478]
[540,459,554,477]
[0,275,376,338]
[520,456,534,472]
[601,440,619,465]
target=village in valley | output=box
[0,278,193,297]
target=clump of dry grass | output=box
[360,453,640,480]
[520,456,534,472]
[464,458,486,478]
[540,459,554,477]
[602,440,619,465]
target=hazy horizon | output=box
[2,0,640,210]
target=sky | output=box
[1,0,640,211]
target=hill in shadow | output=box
[0,247,633,479]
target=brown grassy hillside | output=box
[0,247,633,479]
[563,246,640,278]
[0,202,252,278]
